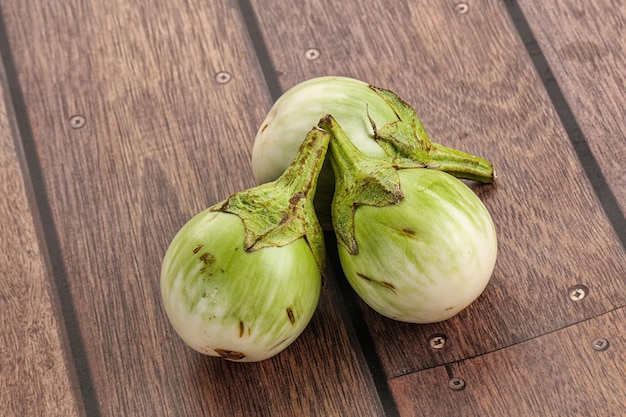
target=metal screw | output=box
[215,71,232,84]
[448,377,466,391]
[454,2,469,14]
[592,338,609,352]
[304,48,321,60]
[568,284,589,301]
[69,115,86,129]
[429,334,447,349]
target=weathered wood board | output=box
[1,0,624,415]
[0,60,84,416]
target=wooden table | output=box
[2,1,625,416]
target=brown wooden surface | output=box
[0,63,83,416]
[518,0,626,210]
[1,0,624,416]
[390,308,626,416]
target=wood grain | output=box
[518,0,626,211]
[251,0,626,377]
[2,0,626,415]
[0,0,384,415]
[0,62,83,416]
[389,307,626,417]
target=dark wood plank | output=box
[251,0,626,377]
[0,65,83,416]
[1,0,384,415]
[518,0,626,210]
[389,307,626,417]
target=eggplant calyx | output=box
[215,126,329,273]
[369,85,495,183]
[319,114,423,255]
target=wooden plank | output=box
[251,0,626,377]
[0,1,384,416]
[389,307,626,417]
[0,63,83,415]
[517,0,626,211]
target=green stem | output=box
[369,85,495,183]
[428,143,495,183]
[215,126,330,272]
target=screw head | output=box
[592,338,609,352]
[215,71,232,84]
[429,334,447,349]
[69,115,86,129]
[454,2,469,14]
[568,284,589,301]
[448,377,466,391]
[304,48,321,60]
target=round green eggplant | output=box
[161,208,322,361]
[337,168,497,323]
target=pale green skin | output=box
[160,207,322,362]
[338,169,498,323]
[252,76,393,185]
